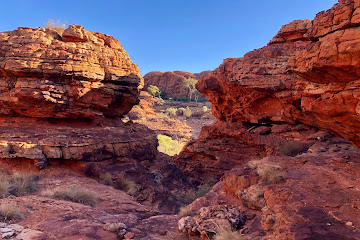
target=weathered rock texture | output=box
[177,1,360,239]
[144,70,211,99]
[0,26,195,213]
[197,0,360,147]
[0,25,142,119]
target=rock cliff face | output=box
[144,70,211,99]
[197,0,360,147]
[0,25,142,119]
[0,26,192,214]
[177,1,360,239]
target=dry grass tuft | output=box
[0,172,39,198]
[257,164,285,184]
[46,187,97,207]
[99,173,113,186]
[179,206,191,217]
[214,226,243,240]
[45,20,66,36]
[114,176,138,196]
[0,203,23,222]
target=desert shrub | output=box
[183,106,192,118]
[99,173,113,186]
[214,226,243,240]
[165,107,177,116]
[10,172,39,197]
[45,20,66,36]
[51,187,97,207]
[157,134,185,156]
[277,141,308,156]
[257,164,285,184]
[174,191,195,205]
[176,96,190,102]
[0,203,23,222]
[0,176,10,198]
[0,172,39,198]
[114,175,137,196]
[155,97,165,106]
[147,85,161,98]
[202,106,208,113]
[177,107,186,116]
[195,184,212,198]
[179,206,191,217]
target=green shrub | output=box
[195,184,212,198]
[183,106,192,118]
[157,134,185,156]
[165,107,177,116]
[176,96,190,102]
[147,85,161,98]
[0,203,23,222]
[52,187,97,207]
[177,107,186,116]
[202,106,208,113]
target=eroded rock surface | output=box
[0,25,142,119]
[197,0,360,147]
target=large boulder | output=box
[0,25,143,119]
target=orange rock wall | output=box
[197,0,360,147]
[0,25,143,119]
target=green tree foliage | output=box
[183,78,198,101]
[183,106,192,118]
[147,85,161,98]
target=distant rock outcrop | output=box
[144,70,211,99]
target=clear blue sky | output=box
[0,0,337,75]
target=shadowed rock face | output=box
[197,0,360,147]
[0,25,142,119]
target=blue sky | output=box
[1,0,337,75]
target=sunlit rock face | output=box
[197,0,360,147]
[0,25,143,119]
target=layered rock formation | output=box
[0,25,193,213]
[144,70,211,99]
[197,0,360,147]
[0,25,144,166]
[177,0,360,239]
[0,25,142,119]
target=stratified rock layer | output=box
[197,0,360,147]
[144,70,211,99]
[0,25,142,119]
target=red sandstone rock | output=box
[144,70,211,99]
[197,0,360,147]
[0,25,142,119]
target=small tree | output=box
[147,85,161,98]
[183,78,198,101]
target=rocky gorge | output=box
[0,0,359,239]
